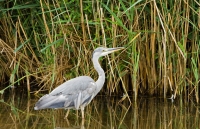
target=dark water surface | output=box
[0,90,200,129]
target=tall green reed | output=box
[0,0,199,102]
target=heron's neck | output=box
[92,57,105,96]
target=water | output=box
[0,91,199,129]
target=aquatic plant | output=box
[0,0,199,101]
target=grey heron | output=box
[34,47,124,119]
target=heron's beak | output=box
[106,47,124,53]
[102,47,124,56]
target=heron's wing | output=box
[49,76,95,96]
[34,76,97,110]
[64,80,96,109]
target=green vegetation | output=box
[0,0,199,101]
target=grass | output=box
[0,0,199,101]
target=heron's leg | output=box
[80,106,84,119]
[81,118,85,128]
[64,109,70,119]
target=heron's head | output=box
[92,47,124,59]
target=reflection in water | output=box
[0,91,200,129]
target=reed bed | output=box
[0,0,199,101]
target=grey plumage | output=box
[34,47,124,118]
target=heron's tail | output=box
[34,94,65,110]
